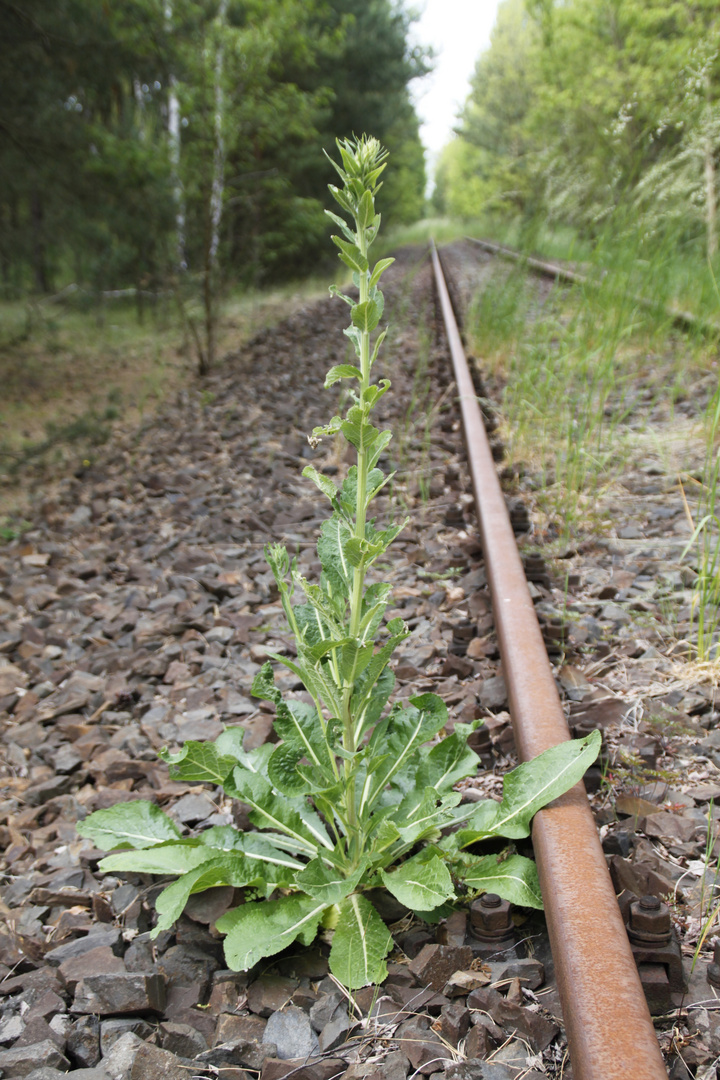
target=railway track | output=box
[466,236,718,337]
[431,243,669,1080]
[1,241,717,1079]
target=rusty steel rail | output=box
[467,235,718,336]
[430,241,668,1080]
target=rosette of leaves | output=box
[78,136,601,989]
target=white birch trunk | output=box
[209,0,228,269]
[166,2,186,270]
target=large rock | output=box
[197,1040,272,1073]
[45,929,122,965]
[214,1014,267,1045]
[100,1020,154,1057]
[60,946,126,994]
[408,944,473,991]
[72,974,166,1016]
[101,1033,143,1080]
[23,1071,69,1080]
[67,1015,101,1068]
[262,1007,319,1062]
[129,1042,188,1080]
[395,1016,451,1075]
[247,975,298,1018]
[0,1040,70,1077]
[155,944,218,994]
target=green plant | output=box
[78,136,600,989]
[682,383,720,659]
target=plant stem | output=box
[341,230,371,864]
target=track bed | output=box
[0,243,718,1079]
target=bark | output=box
[165,2,186,271]
[209,0,227,268]
[30,190,49,294]
[200,0,227,374]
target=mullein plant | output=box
[79,137,600,989]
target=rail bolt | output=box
[469,893,514,941]
[707,937,720,988]
[627,895,672,946]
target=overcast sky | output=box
[410,0,503,173]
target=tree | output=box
[439,0,720,259]
[0,0,429,329]
[0,0,176,295]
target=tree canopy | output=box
[434,0,720,258]
[0,0,428,303]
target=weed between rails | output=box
[76,138,600,991]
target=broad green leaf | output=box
[305,635,352,663]
[390,787,463,846]
[228,768,333,854]
[312,415,343,439]
[272,700,334,777]
[197,827,305,871]
[240,831,313,861]
[294,858,365,905]
[362,378,390,407]
[317,515,353,594]
[370,816,402,854]
[369,257,394,287]
[294,602,334,650]
[325,364,363,388]
[160,741,236,787]
[77,801,181,851]
[380,850,455,911]
[338,467,386,519]
[456,853,543,910]
[268,743,313,797]
[353,665,395,737]
[268,701,337,796]
[214,728,273,776]
[361,695,448,811]
[251,661,282,707]
[293,577,345,636]
[358,582,391,643]
[99,844,215,875]
[325,210,356,244]
[357,189,375,229]
[218,894,328,971]
[351,300,381,334]
[151,854,269,936]
[344,324,362,359]
[338,641,374,685]
[350,632,409,743]
[416,733,481,794]
[344,536,385,568]
[264,648,343,719]
[340,407,392,469]
[369,286,384,322]
[109,835,305,925]
[327,184,354,215]
[372,521,406,550]
[329,894,394,988]
[414,903,456,924]
[454,731,602,847]
[302,465,337,503]
[369,330,388,369]
[332,236,368,273]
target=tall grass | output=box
[466,221,716,541]
[682,387,720,659]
